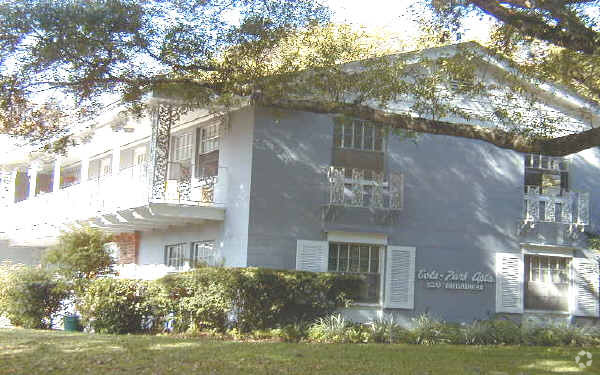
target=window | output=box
[333,120,385,151]
[328,242,381,303]
[524,154,568,196]
[192,240,216,266]
[332,120,385,177]
[525,254,570,312]
[196,124,220,178]
[165,243,186,270]
[199,123,219,154]
[170,132,193,180]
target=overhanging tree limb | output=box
[259,96,599,156]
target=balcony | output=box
[324,166,403,222]
[521,185,589,231]
[0,164,228,246]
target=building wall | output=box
[218,107,255,267]
[0,241,43,265]
[247,107,600,323]
[137,222,223,265]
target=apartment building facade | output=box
[0,44,599,324]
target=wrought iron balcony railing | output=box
[523,185,589,230]
[327,166,403,210]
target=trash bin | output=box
[63,315,80,332]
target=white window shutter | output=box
[296,240,328,272]
[573,257,599,317]
[384,246,416,309]
[495,252,524,314]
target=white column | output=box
[8,169,17,204]
[80,155,90,184]
[112,145,121,176]
[27,162,39,199]
[52,157,62,192]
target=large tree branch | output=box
[259,96,600,156]
[468,0,599,55]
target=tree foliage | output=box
[0,0,599,156]
[43,226,116,281]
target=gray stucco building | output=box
[1,44,599,324]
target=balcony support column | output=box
[112,145,121,177]
[0,168,17,206]
[80,155,90,185]
[27,162,40,199]
[52,157,62,192]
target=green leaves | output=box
[42,226,116,282]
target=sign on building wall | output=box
[417,269,495,291]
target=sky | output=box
[324,0,495,46]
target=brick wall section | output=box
[113,231,140,264]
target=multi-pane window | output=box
[333,120,385,151]
[200,124,219,154]
[196,124,220,178]
[525,255,570,311]
[171,132,194,162]
[192,240,216,266]
[165,243,186,270]
[328,242,381,303]
[170,132,193,180]
[524,154,568,196]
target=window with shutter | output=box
[296,240,328,272]
[573,257,600,317]
[384,246,415,309]
[495,253,524,313]
[327,242,382,303]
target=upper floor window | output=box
[333,120,385,152]
[170,132,193,180]
[199,123,219,154]
[524,154,568,196]
[171,132,194,163]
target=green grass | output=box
[0,328,598,374]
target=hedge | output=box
[76,267,362,334]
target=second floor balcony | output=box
[522,185,590,231]
[0,162,227,246]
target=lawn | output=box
[0,329,598,375]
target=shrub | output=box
[308,314,351,343]
[490,319,522,345]
[411,314,461,345]
[76,278,163,334]
[157,267,361,333]
[43,226,115,283]
[0,265,69,329]
[366,314,412,344]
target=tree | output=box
[43,226,116,281]
[0,0,598,156]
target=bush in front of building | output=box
[157,267,363,333]
[76,278,164,334]
[302,313,600,346]
[42,226,116,284]
[0,264,69,329]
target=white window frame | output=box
[171,132,194,163]
[192,240,217,266]
[521,247,573,314]
[327,242,385,305]
[165,243,187,270]
[334,120,385,152]
[199,123,220,155]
